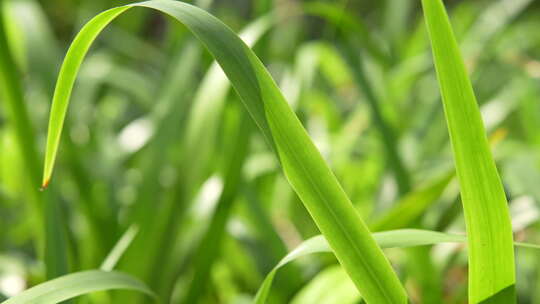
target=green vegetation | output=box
[1,0,540,303]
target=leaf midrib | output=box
[267,106,391,302]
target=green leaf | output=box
[180,12,273,195]
[41,1,407,303]
[254,230,540,304]
[421,0,516,302]
[117,14,273,294]
[1,270,154,304]
[100,225,139,271]
[41,5,131,188]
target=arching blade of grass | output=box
[41,1,407,302]
[118,16,274,299]
[0,270,154,304]
[41,5,131,188]
[180,14,274,191]
[254,230,540,304]
[421,0,516,303]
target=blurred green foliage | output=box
[1,0,540,303]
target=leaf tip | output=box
[40,178,50,191]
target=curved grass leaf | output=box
[180,12,273,195]
[1,270,154,304]
[421,0,516,302]
[41,5,131,189]
[41,1,407,303]
[118,14,274,298]
[254,230,540,304]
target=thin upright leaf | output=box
[421,0,516,302]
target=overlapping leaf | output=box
[421,0,516,302]
[42,1,406,303]
[1,271,154,304]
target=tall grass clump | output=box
[1,0,540,303]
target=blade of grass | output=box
[41,5,131,187]
[433,132,509,232]
[254,230,540,304]
[118,16,273,299]
[421,0,516,302]
[180,13,273,193]
[100,225,139,271]
[10,0,122,262]
[41,1,407,302]
[0,270,154,304]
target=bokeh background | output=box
[1,0,540,303]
